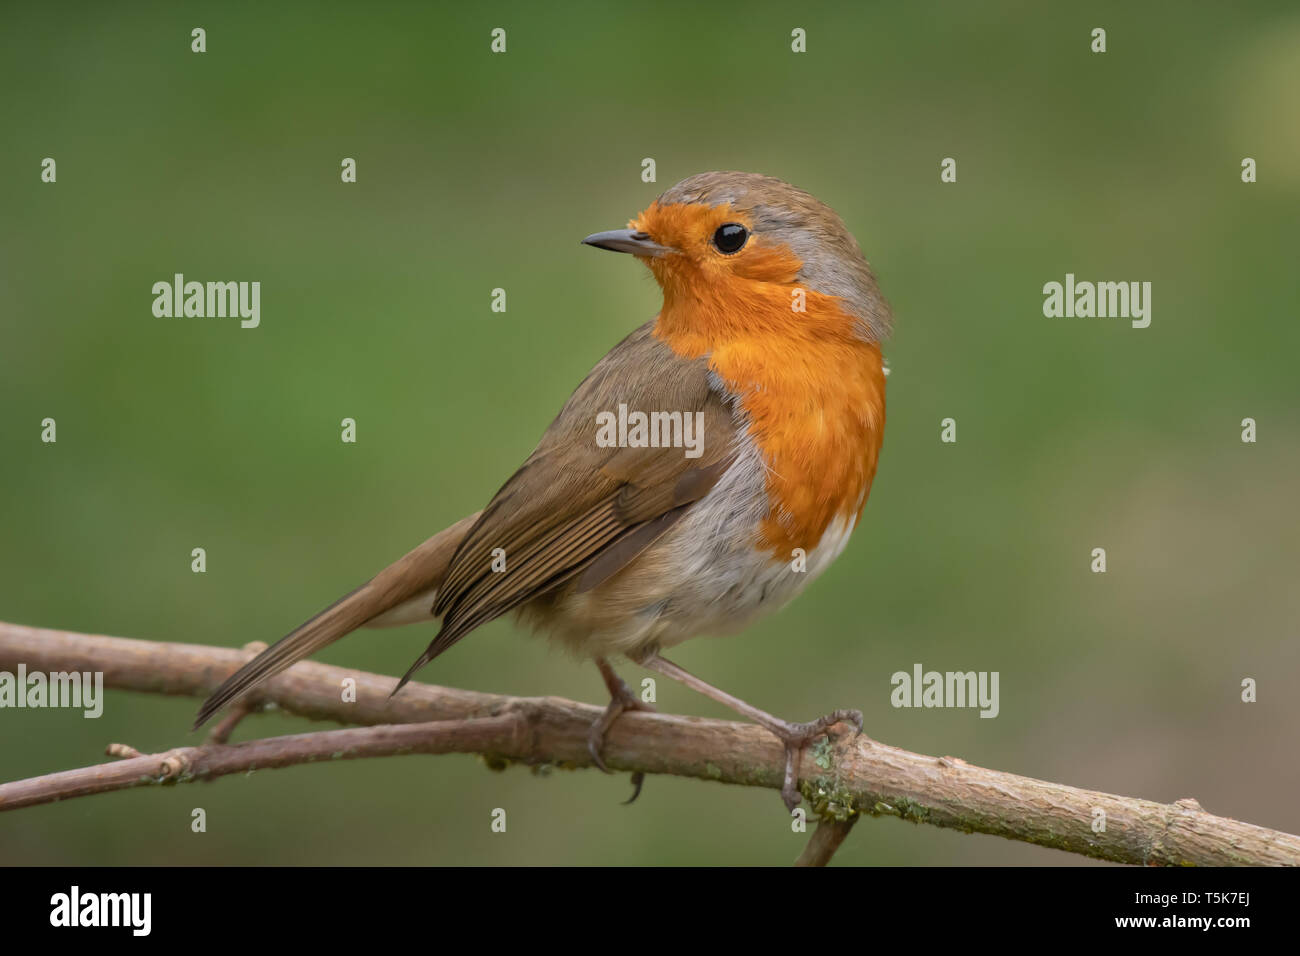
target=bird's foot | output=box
[766,709,864,812]
[588,671,657,803]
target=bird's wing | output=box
[398,321,740,687]
[196,320,741,725]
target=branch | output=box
[796,817,861,866]
[2,621,1297,866]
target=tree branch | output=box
[1,621,1296,866]
[795,817,861,866]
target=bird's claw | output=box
[770,708,865,811]
[587,678,656,800]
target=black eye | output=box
[712,223,749,254]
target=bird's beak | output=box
[581,228,675,258]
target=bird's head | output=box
[583,171,892,347]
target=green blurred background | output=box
[2,1,1297,865]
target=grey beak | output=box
[581,228,675,257]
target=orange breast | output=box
[653,273,886,557]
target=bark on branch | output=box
[1,621,1296,866]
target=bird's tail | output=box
[192,584,381,729]
[193,511,480,729]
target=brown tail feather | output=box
[192,584,380,728]
[193,511,480,729]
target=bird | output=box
[195,171,892,810]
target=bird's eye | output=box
[712,223,749,254]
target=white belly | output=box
[521,437,860,660]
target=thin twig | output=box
[795,817,861,866]
[1,718,525,809]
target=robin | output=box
[196,171,891,810]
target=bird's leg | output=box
[635,652,863,811]
[588,656,656,803]
[588,656,641,770]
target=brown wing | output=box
[394,321,739,689]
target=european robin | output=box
[196,171,891,809]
